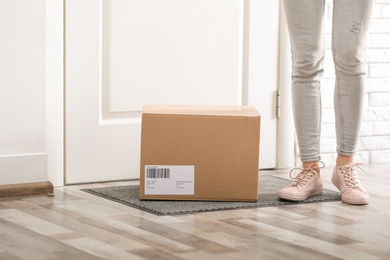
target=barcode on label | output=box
[146,167,170,179]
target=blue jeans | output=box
[283,0,374,162]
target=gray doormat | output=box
[81,175,341,216]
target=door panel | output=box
[105,0,242,113]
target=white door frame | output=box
[277,1,295,168]
[46,0,294,186]
[46,0,64,187]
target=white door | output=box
[65,0,280,184]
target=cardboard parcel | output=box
[139,104,261,202]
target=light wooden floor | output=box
[1,163,389,260]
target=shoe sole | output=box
[341,198,369,205]
[278,190,323,202]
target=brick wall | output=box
[316,0,390,166]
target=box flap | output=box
[143,104,260,117]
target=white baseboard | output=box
[0,154,47,185]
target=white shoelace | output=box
[290,161,325,188]
[339,163,366,190]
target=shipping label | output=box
[144,165,195,195]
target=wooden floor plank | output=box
[61,237,146,260]
[0,208,73,235]
[0,219,99,260]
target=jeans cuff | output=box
[337,149,355,156]
[301,155,322,163]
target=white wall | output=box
[0,0,47,185]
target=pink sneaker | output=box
[332,163,369,205]
[278,161,325,201]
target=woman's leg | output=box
[283,0,326,164]
[332,0,374,161]
[331,0,373,205]
[278,0,326,201]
